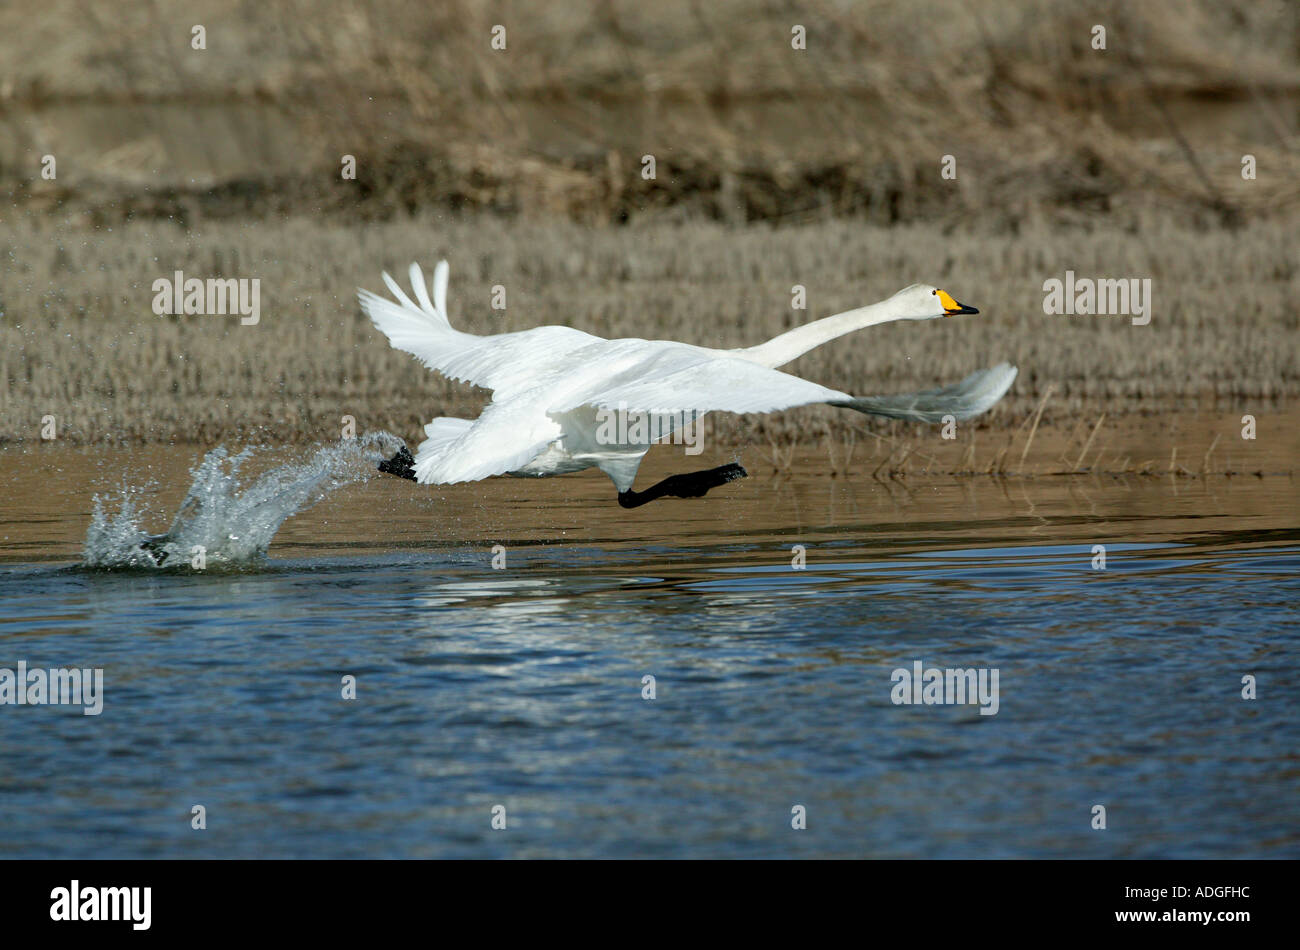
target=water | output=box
[83,433,403,569]
[1,443,1297,857]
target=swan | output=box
[360,260,1017,507]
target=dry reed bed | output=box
[763,398,1298,480]
[1,212,1295,447]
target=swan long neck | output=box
[736,295,925,369]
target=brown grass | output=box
[0,212,1295,446]
[0,1,1296,454]
[772,400,1297,479]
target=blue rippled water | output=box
[2,473,1297,857]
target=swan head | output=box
[892,283,980,319]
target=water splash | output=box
[83,431,405,569]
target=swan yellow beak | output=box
[937,289,979,316]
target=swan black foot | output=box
[378,445,418,481]
[617,463,747,509]
[141,533,171,566]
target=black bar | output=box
[1,859,1279,937]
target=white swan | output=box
[360,260,1017,507]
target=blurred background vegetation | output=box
[3,0,1297,225]
[0,0,1296,446]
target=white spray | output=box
[83,431,404,569]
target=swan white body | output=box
[360,260,1017,498]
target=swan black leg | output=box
[378,445,418,481]
[140,533,171,566]
[617,463,747,508]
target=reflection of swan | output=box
[362,261,1016,508]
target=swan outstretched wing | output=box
[552,343,853,415]
[553,343,1015,423]
[829,363,1018,421]
[360,262,596,396]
